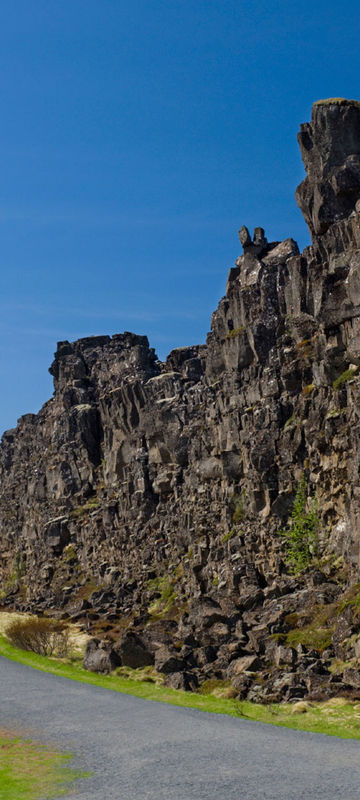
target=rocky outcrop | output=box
[2,99,360,701]
[296,98,360,235]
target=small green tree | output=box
[281,475,319,574]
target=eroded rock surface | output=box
[2,99,360,701]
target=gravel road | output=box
[1,656,360,799]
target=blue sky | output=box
[1,0,360,434]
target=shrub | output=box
[280,475,319,574]
[5,616,70,657]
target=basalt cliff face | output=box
[2,99,360,701]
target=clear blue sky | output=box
[1,0,360,435]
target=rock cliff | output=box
[2,98,360,701]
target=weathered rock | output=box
[3,99,360,701]
[83,638,121,674]
[274,646,296,668]
[164,671,198,691]
[227,655,262,677]
[115,632,154,668]
[342,667,360,689]
[296,98,360,235]
[154,646,186,675]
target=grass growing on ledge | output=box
[333,367,359,391]
[0,729,89,799]
[225,326,246,339]
[2,634,360,740]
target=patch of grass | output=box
[283,598,344,652]
[63,544,77,562]
[231,489,246,523]
[147,575,177,619]
[284,414,296,430]
[296,335,317,359]
[296,337,313,349]
[199,678,231,695]
[338,583,360,615]
[0,554,27,600]
[3,635,360,739]
[286,624,334,652]
[0,729,89,799]
[329,658,354,676]
[325,408,346,420]
[302,383,315,396]
[115,664,165,685]
[225,326,246,339]
[333,367,359,391]
[221,528,236,544]
[70,497,100,519]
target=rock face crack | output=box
[2,99,360,702]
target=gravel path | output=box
[1,656,360,799]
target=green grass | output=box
[225,326,246,339]
[0,731,89,800]
[285,624,334,652]
[2,634,360,740]
[221,528,236,544]
[147,575,177,619]
[333,367,359,391]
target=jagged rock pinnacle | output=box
[296,98,360,236]
[238,225,269,257]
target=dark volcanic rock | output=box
[154,646,186,675]
[115,632,154,668]
[3,99,360,699]
[83,638,121,674]
[296,98,360,235]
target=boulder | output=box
[154,646,186,674]
[227,655,262,678]
[83,638,120,674]
[115,632,154,668]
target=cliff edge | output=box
[2,99,360,701]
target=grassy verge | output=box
[2,634,360,739]
[0,729,89,800]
